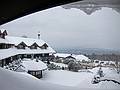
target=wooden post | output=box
[1,60,4,67]
[41,70,42,78]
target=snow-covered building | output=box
[21,59,47,78]
[54,53,93,69]
[0,29,8,39]
[0,30,55,68]
[65,55,76,60]
[54,53,90,62]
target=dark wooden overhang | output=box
[0,0,82,25]
[17,42,27,46]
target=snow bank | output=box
[41,68,120,90]
[0,67,80,90]
[0,67,119,90]
[41,70,93,86]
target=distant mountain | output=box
[55,48,120,55]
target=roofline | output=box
[27,68,48,71]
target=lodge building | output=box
[0,30,55,78]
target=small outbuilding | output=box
[22,60,47,78]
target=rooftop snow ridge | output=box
[0,38,9,44]
[5,36,46,46]
[54,53,90,61]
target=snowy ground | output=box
[89,67,120,82]
[0,67,120,90]
[41,67,120,89]
[0,67,80,90]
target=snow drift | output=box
[0,67,119,90]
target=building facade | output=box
[0,30,55,68]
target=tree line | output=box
[87,53,120,62]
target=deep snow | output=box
[41,67,120,89]
[0,67,120,90]
[0,67,80,90]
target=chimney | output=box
[38,31,40,39]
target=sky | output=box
[0,6,120,50]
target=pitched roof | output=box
[72,55,90,62]
[0,38,10,44]
[5,36,46,46]
[54,53,90,62]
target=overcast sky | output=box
[0,6,120,50]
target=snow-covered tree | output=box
[97,67,104,77]
[68,61,80,72]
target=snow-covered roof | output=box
[54,53,90,62]
[0,38,9,44]
[22,60,47,71]
[0,35,56,60]
[72,55,90,62]
[5,36,46,46]
[0,47,55,60]
[54,53,71,58]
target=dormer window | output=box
[40,43,48,49]
[30,43,39,49]
[16,42,27,49]
[30,45,36,49]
